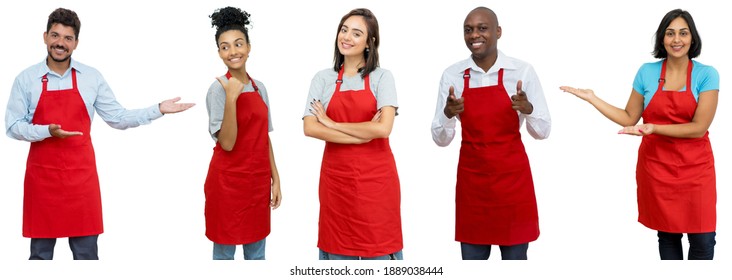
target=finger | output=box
[166,97,182,103]
[447,86,458,103]
[59,130,83,137]
[516,80,523,94]
[559,86,578,94]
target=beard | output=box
[48,45,71,63]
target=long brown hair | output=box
[332,8,380,78]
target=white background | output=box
[0,0,727,279]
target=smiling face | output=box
[337,15,368,57]
[217,29,250,71]
[44,23,78,64]
[463,8,501,62]
[663,17,692,60]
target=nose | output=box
[672,34,681,43]
[469,30,480,39]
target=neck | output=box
[666,56,689,71]
[229,68,249,84]
[342,55,365,76]
[472,52,498,73]
[46,56,71,75]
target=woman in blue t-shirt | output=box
[561,9,719,260]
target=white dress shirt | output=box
[431,51,551,147]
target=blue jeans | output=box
[460,242,529,260]
[29,235,99,260]
[213,238,266,260]
[319,249,403,260]
[658,231,715,260]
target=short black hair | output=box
[47,8,81,39]
[210,6,251,47]
[653,9,701,59]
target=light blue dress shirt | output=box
[5,58,163,142]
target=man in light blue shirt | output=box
[4,8,194,260]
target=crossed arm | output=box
[303,102,396,144]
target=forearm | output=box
[653,122,710,138]
[431,112,456,147]
[587,96,638,127]
[331,121,391,140]
[304,117,368,144]
[6,121,52,142]
[216,100,238,151]
[525,115,551,140]
[330,106,395,140]
[99,104,163,129]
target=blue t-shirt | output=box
[633,60,719,109]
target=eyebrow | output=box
[666,27,690,31]
[342,24,365,34]
[218,38,246,46]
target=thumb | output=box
[448,86,457,102]
[216,76,227,87]
[167,97,182,103]
[516,80,523,94]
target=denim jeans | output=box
[319,249,403,260]
[213,238,266,260]
[658,231,716,260]
[29,235,99,260]
[460,242,529,260]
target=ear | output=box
[496,26,502,39]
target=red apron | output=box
[637,60,716,233]
[24,71,103,238]
[318,68,402,257]
[455,68,539,245]
[204,73,271,244]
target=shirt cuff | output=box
[37,125,52,139]
[438,111,457,128]
[149,104,164,120]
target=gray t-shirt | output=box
[302,67,398,118]
[206,76,273,141]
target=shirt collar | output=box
[463,50,517,74]
[35,57,81,78]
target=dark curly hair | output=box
[47,8,81,39]
[653,9,702,59]
[333,8,380,78]
[210,6,251,47]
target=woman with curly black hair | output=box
[303,8,403,260]
[204,6,282,260]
